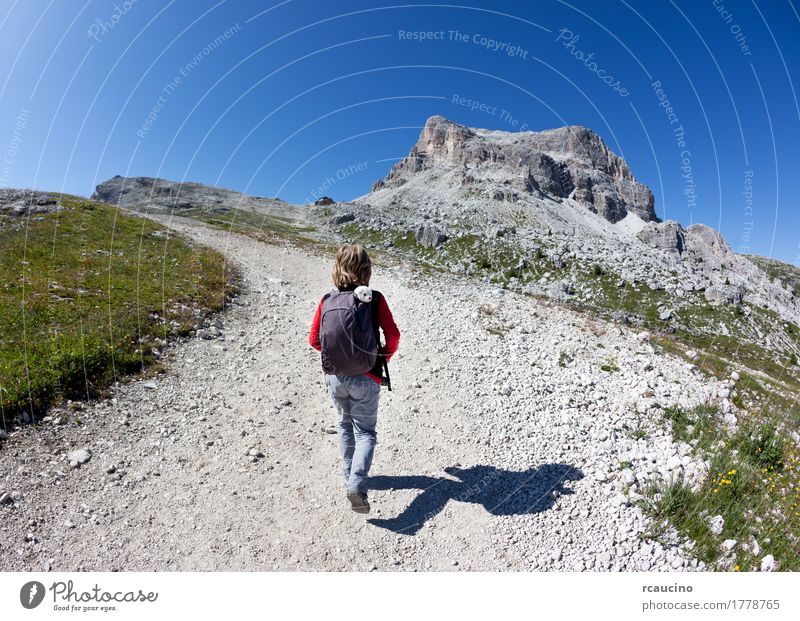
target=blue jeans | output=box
[325,374,380,493]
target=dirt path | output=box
[0,220,720,571]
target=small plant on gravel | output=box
[663,403,719,450]
[477,304,496,316]
[600,363,619,373]
[485,324,508,337]
[640,475,695,524]
[628,426,649,440]
[558,351,571,368]
[584,319,606,337]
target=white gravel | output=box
[0,219,732,571]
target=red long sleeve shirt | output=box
[308,292,400,384]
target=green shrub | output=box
[736,422,786,471]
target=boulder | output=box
[330,213,355,226]
[415,224,448,248]
[637,220,685,259]
[704,285,743,306]
[684,224,736,269]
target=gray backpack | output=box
[319,289,380,376]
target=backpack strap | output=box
[369,290,382,349]
[369,291,391,391]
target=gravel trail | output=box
[0,220,730,571]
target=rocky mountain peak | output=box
[371,115,656,224]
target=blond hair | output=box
[332,244,372,289]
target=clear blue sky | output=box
[1,0,798,263]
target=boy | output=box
[308,245,400,513]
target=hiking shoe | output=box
[346,490,370,514]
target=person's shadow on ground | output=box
[367,463,583,535]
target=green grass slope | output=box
[0,196,238,427]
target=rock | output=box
[0,429,8,440]
[704,284,743,306]
[68,448,92,468]
[415,224,448,248]
[637,220,685,258]
[684,224,736,271]
[331,213,355,225]
[707,514,724,536]
[0,491,11,505]
[760,554,776,572]
[730,371,740,381]
[64,520,75,529]
[658,309,673,321]
[143,381,157,390]
[722,539,737,551]
[665,455,682,471]
[0,189,62,216]
[314,196,335,206]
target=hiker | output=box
[308,244,400,514]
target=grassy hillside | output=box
[0,196,238,427]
